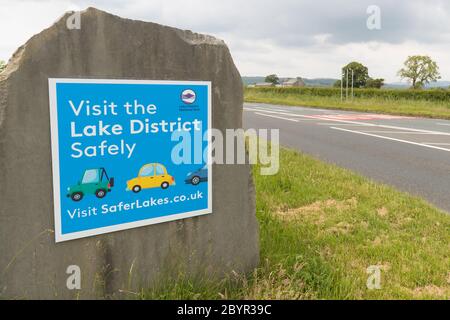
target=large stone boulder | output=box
[0,7,258,299]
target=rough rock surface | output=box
[0,7,258,299]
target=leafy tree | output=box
[265,74,279,85]
[397,55,441,89]
[333,80,342,88]
[340,62,369,88]
[366,78,385,89]
[0,60,6,73]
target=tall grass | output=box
[245,87,450,119]
[143,147,450,300]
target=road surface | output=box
[243,103,450,212]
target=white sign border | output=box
[48,78,213,243]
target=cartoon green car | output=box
[67,168,114,201]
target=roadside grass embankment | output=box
[143,147,450,300]
[245,87,450,119]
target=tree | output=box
[333,80,342,88]
[366,78,385,89]
[340,62,369,88]
[397,55,441,89]
[0,60,6,73]
[265,74,279,85]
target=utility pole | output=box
[341,71,344,101]
[351,69,354,99]
[346,68,349,100]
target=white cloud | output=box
[0,0,449,82]
[0,0,73,56]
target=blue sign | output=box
[49,79,212,242]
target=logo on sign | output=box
[181,89,196,104]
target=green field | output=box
[144,147,450,300]
[245,87,450,119]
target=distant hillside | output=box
[242,76,338,87]
[384,81,450,89]
[427,81,450,88]
[241,76,265,86]
[242,76,450,89]
[303,78,338,87]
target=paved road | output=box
[243,103,450,212]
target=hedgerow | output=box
[246,87,450,102]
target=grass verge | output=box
[143,147,450,300]
[244,88,450,119]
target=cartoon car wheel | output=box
[132,185,142,193]
[185,165,207,185]
[191,176,200,185]
[95,189,107,199]
[71,192,83,202]
[161,182,169,189]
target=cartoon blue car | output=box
[185,165,208,185]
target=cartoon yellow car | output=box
[127,163,175,193]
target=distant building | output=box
[281,77,305,87]
[255,82,274,88]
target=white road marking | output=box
[247,105,450,152]
[254,112,299,122]
[273,107,334,113]
[360,131,446,135]
[331,127,450,152]
[421,142,450,146]
[317,123,371,126]
[313,114,411,120]
[436,123,450,126]
[248,108,326,118]
[247,108,450,136]
[247,107,410,120]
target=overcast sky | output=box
[1,0,449,82]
